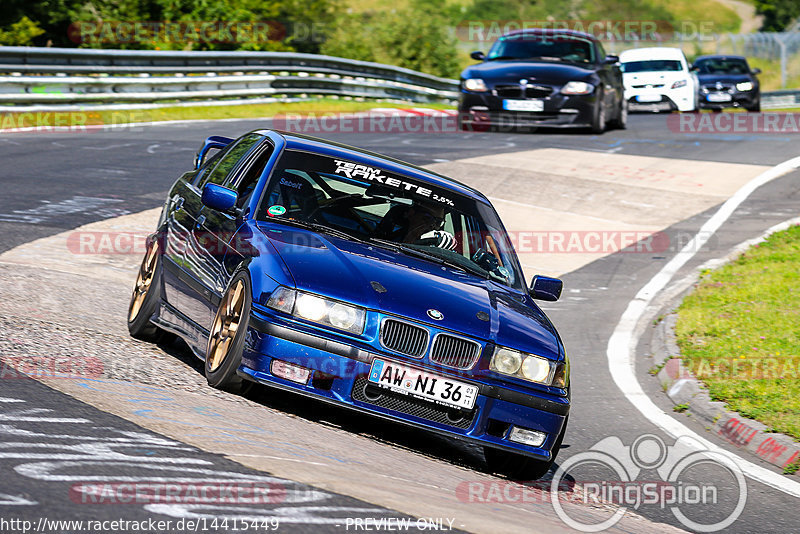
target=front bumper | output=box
[242,311,569,461]
[459,91,596,129]
[698,90,758,110]
[625,85,695,112]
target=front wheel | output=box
[205,271,253,394]
[590,96,606,134]
[484,418,568,480]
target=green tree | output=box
[754,0,800,31]
[320,1,460,78]
[0,16,46,45]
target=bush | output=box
[0,16,46,46]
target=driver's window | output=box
[199,134,262,189]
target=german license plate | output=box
[503,99,544,112]
[636,94,662,103]
[707,92,732,102]
[368,359,478,410]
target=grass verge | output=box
[0,98,455,129]
[675,224,800,440]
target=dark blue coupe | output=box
[128,130,570,479]
[459,29,626,133]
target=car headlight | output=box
[561,81,594,95]
[463,78,488,92]
[490,346,568,387]
[267,287,366,335]
[671,79,688,89]
[736,81,754,92]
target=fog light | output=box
[271,360,311,384]
[508,426,546,447]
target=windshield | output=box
[487,34,595,64]
[621,60,683,73]
[257,149,524,289]
[693,58,750,75]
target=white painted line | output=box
[229,454,328,467]
[607,154,800,497]
[0,398,25,403]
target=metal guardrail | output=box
[0,46,797,109]
[761,89,800,109]
[0,46,460,105]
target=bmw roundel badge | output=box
[427,309,444,320]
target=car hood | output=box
[258,223,561,359]
[697,74,753,85]
[463,61,596,85]
[623,71,688,86]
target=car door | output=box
[595,41,622,111]
[164,133,263,332]
[197,138,275,302]
[162,153,225,332]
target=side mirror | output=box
[604,55,620,65]
[529,275,563,302]
[201,183,238,212]
[470,51,486,61]
[751,67,761,75]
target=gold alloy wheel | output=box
[207,279,245,372]
[128,240,159,323]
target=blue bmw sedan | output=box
[128,130,570,479]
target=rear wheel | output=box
[205,271,253,394]
[127,238,164,341]
[609,98,627,129]
[746,99,761,112]
[484,418,568,480]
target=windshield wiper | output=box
[368,238,489,279]
[267,218,367,244]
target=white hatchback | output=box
[619,47,698,112]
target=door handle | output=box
[195,214,206,229]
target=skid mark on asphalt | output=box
[22,376,683,533]
[0,392,400,526]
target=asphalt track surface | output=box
[1,113,799,533]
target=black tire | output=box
[712,108,723,113]
[590,95,606,134]
[484,418,568,480]
[205,270,253,394]
[746,100,761,112]
[127,237,164,342]
[609,98,627,130]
